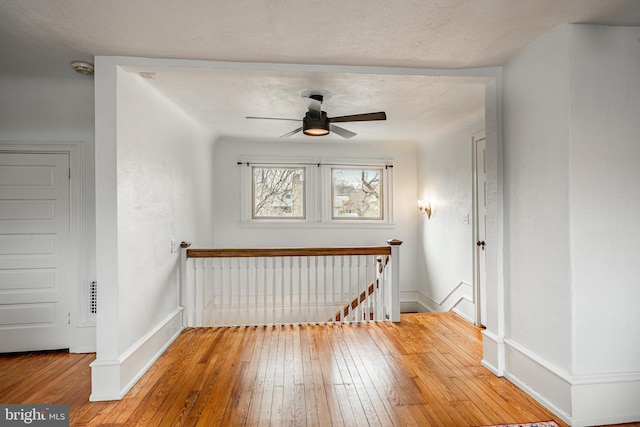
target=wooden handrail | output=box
[187,246,391,258]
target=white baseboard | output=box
[90,307,184,401]
[450,295,475,323]
[401,286,475,324]
[570,372,640,426]
[419,281,474,314]
[481,328,504,376]
[503,338,640,426]
[400,290,430,313]
[89,358,124,401]
[503,339,572,423]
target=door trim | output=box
[471,131,486,327]
[0,142,86,352]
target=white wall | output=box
[503,24,640,425]
[91,61,215,400]
[116,69,214,351]
[212,138,418,295]
[0,74,96,352]
[503,25,573,373]
[569,25,640,376]
[416,113,484,319]
[567,25,640,425]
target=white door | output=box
[473,133,487,327]
[0,152,71,352]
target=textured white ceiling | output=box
[122,64,488,142]
[2,0,640,142]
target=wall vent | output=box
[90,281,97,314]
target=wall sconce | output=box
[418,200,432,219]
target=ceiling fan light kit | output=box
[303,111,330,136]
[246,93,386,139]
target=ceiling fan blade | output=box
[279,127,303,138]
[330,124,357,139]
[246,116,301,122]
[328,111,387,123]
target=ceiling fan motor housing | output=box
[303,110,330,136]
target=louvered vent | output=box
[90,281,97,314]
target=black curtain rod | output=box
[237,161,393,169]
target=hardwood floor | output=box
[0,313,636,426]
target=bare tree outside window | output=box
[332,168,382,219]
[253,167,304,218]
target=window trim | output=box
[240,155,393,227]
[251,165,306,220]
[329,166,384,221]
[240,156,318,224]
[320,157,393,225]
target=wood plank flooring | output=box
[0,312,636,426]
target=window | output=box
[331,168,382,220]
[240,156,393,227]
[252,167,305,219]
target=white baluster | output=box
[209,258,215,327]
[280,256,285,325]
[244,257,250,327]
[271,257,276,325]
[224,258,229,327]
[358,256,362,322]
[314,256,319,324]
[297,257,302,324]
[288,256,293,325]
[329,256,337,322]
[262,257,268,325]
[251,257,260,325]
[220,258,226,327]
[364,255,370,323]
[342,256,353,322]
[200,259,205,327]
[308,256,312,323]
[233,257,239,326]
[375,257,381,321]
[322,256,328,324]
[198,258,208,326]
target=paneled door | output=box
[0,152,71,352]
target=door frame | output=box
[0,142,85,352]
[472,131,487,327]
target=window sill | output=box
[240,220,396,229]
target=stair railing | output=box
[179,239,402,327]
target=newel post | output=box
[386,239,402,322]
[179,241,192,327]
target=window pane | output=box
[253,167,305,218]
[332,168,382,219]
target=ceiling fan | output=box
[246,93,386,139]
